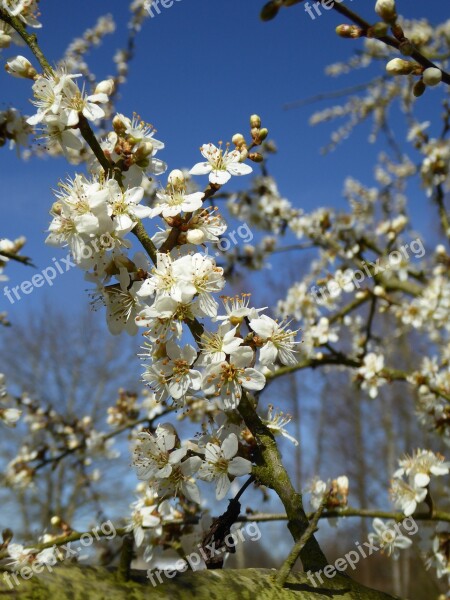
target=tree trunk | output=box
[0,566,402,599]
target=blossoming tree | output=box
[0,0,449,598]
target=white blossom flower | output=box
[59,77,109,124]
[6,544,35,571]
[263,405,298,446]
[390,478,428,516]
[357,353,386,398]
[104,179,152,236]
[174,253,225,317]
[203,346,266,409]
[393,449,450,488]
[306,478,328,511]
[215,294,264,325]
[136,296,186,342]
[133,423,187,480]
[36,547,58,567]
[46,174,114,262]
[156,456,202,503]
[127,503,161,547]
[137,253,196,303]
[427,533,450,583]
[368,519,412,559]
[142,340,202,403]
[198,433,252,500]
[197,324,243,366]
[249,315,299,366]
[187,208,227,244]
[150,188,204,219]
[0,407,21,427]
[308,317,339,347]
[190,143,252,185]
[104,271,143,336]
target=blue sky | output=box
[1,0,449,319]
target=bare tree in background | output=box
[0,300,140,536]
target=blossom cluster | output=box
[391,449,450,516]
[0,0,41,28]
[0,374,21,427]
[0,235,27,324]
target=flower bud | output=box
[250,114,261,128]
[95,79,114,96]
[5,55,36,79]
[14,236,26,251]
[51,201,63,216]
[336,24,364,39]
[335,475,349,496]
[385,58,416,75]
[260,1,279,21]
[423,67,442,87]
[112,114,128,134]
[248,152,264,162]
[133,140,154,160]
[258,127,269,141]
[413,79,426,98]
[168,169,185,189]
[232,133,246,148]
[0,32,11,49]
[373,285,385,296]
[186,229,205,245]
[375,0,397,23]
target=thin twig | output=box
[275,493,329,587]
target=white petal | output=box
[216,474,231,500]
[241,369,266,391]
[249,315,274,338]
[227,162,253,176]
[134,526,144,548]
[169,448,187,464]
[114,214,135,234]
[205,443,221,463]
[183,480,201,504]
[189,162,212,176]
[83,102,105,121]
[231,346,254,368]
[228,457,252,476]
[259,342,278,365]
[413,473,430,488]
[394,536,412,549]
[209,170,231,185]
[221,433,238,460]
